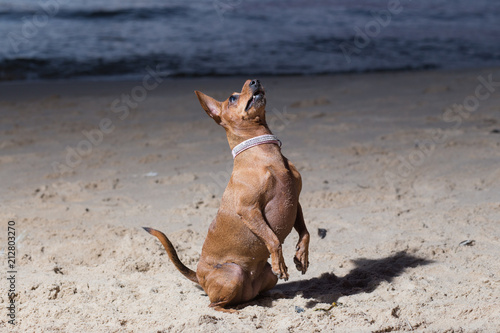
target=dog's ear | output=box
[195,91,222,123]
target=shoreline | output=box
[2,65,500,100]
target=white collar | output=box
[231,134,282,159]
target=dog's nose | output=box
[250,79,260,88]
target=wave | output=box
[0,56,169,81]
[0,5,189,21]
[0,55,442,82]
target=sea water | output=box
[0,0,499,81]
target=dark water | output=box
[1,0,499,81]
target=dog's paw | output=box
[210,305,239,314]
[293,247,309,274]
[273,265,289,281]
[271,248,289,281]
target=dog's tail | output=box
[143,227,199,284]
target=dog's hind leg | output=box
[255,262,279,293]
[206,263,278,312]
[202,263,251,312]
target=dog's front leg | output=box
[237,205,289,280]
[293,203,309,274]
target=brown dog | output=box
[144,79,309,312]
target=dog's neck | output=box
[231,134,282,159]
[225,123,271,149]
[225,124,281,158]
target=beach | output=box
[1,68,499,332]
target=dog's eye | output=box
[229,95,238,103]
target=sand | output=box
[0,68,499,332]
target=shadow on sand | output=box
[251,251,433,309]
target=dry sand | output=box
[1,68,499,332]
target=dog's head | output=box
[195,79,267,130]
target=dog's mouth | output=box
[245,90,265,111]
